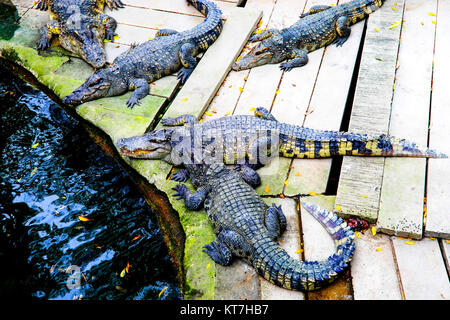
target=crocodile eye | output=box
[255,47,269,56]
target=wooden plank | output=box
[284,0,365,196]
[392,237,450,300]
[335,0,405,223]
[425,0,450,239]
[351,232,402,300]
[260,198,305,300]
[376,0,437,240]
[300,195,352,300]
[441,240,450,276]
[160,6,262,122]
[106,5,204,31]
[123,0,236,16]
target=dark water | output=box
[0,64,181,300]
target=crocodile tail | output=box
[288,130,447,159]
[251,202,355,291]
[342,0,385,25]
[333,133,448,158]
[187,0,224,49]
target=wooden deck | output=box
[2,0,449,300]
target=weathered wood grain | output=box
[351,232,402,300]
[335,0,405,223]
[392,237,450,300]
[377,0,437,240]
[425,0,450,239]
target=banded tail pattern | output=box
[340,0,386,25]
[279,130,447,159]
[188,0,223,50]
[251,202,355,291]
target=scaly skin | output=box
[172,161,356,291]
[63,0,223,108]
[35,0,124,68]
[116,107,447,182]
[232,0,385,71]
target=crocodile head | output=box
[59,13,107,69]
[232,31,287,71]
[116,129,174,161]
[63,66,128,106]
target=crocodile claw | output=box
[172,183,188,200]
[177,68,194,84]
[36,36,51,51]
[107,0,125,10]
[279,63,293,72]
[170,170,190,182]
[126,96,141,109]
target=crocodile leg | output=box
[202,239,232,266]
[155,29,179,37]
[247,133,280,166]
[36,20,61,51]
[172,183,209,210]
[300,5,332,18]
[170,168,191,182]
[254,107,278,122]
[334,16,351,47]
[265,203,287,240]
[126,78,149,108]
[280,48,308,72]
[178,42,197,84]
[248,29,277,42]
[35,0,48,10]
[105,0,125,10]
[97,14,118,41]
[235,164,261,187]
[161,114,198,126]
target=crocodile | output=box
[35,0,124,69]
[62,0,223,108]
[171,158,356,291]
[116,107,447,181]
[232,0,385,71]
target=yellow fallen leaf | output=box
[120,268,126,278]
[308,192,319,196]
[17,178,22,182]
[371,226,377,236]
[181,98,188,101]
[446,240,450,244]
[78,215,93,222]
[31,142,39,148]
[132,235,141,241]
[362,195,368,198]
[295,249,303,254]
[158,286,168,298]
[376,248,383,252]
[404,241,415,245]
[336,204,341,211]
[295,172,302,177]
[264,186,270,193]
[224,111,231,116]
[250,107,255,111]
[204,111,212,116]
[392,7,398,11]
[284,179,289,185]
[206,263,211,269]
[428,12,436,16]
[239,87,244,93]
[428,237,436,240]
[113,36,120,40]
[389,21,402,29]
[355,232,361,239]
[375,27,380,32]
[432,20,437,25]
[275,89,280,95]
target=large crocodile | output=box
[116,107,446,181]
[35,0,124,69]
[63,0,223,108]
[171,158,356,291]
[232,0,385,71]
